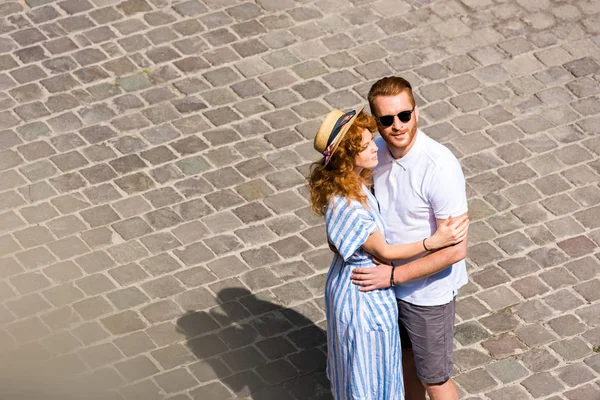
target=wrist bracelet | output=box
[390,265,396,287]
[423,238,431,252]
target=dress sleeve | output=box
[325,197,376,261]
[427,156,468,219]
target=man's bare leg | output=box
[424,379,458,400]
[402,348,426,400]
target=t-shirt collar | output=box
[383,129,423,170]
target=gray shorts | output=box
[397,297,455,384]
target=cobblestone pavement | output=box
[0,0,599,399]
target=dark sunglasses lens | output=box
[379,116,394,126]
[378,111,412,126]
[398,110,412,123]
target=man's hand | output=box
[351,263,393,292]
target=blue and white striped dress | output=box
[324,185,404,400]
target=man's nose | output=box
[392,115,403,130]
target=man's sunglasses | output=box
[377,108,415,127]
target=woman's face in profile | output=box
[354,129,378,173]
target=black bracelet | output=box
[390,265,396,287]
[423,238,431,252]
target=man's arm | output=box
[395,219,468,283]
[351,212,468,291]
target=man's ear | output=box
[414,104,419,123]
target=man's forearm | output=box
[395,236,467,284]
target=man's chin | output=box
[388,138,408,149]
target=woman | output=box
[308,108,468,399]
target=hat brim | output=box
[324,105,365,166]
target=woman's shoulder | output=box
[326,194,370,220]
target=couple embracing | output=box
[308,76,469,400]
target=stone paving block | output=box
[573,279,600,302]
[0,191,23,214]
[235,157,275,179]
[511,275,550,298]
[140,232,182,254]
[573,205,600,230]
[486,357,529,384]
[17,140,56,161]
[39,330,80,356]
[577,303,600,329]
[479,309,520,334]
[539,266,578,290]
[486,385,530,400]
[42,282,85,307]
[9,83,43,105]
[47,235,90,260]
[7,316,51,344]
[564,384,600,400]
[156,367,199,394]
[200,190,242,213]
[521,371,565,397]
[72,66,111,86]
[13,225,55,249]
[455,368,497,394]
[567,77,600,99]
[545,216,585,240]
[19,202,59,224]
[112,331,155,358]
[50,132,88,155]
[115,355,160,382]
[482,333,528,359]
[444,74,480,95]
[50,150,89,172]
[145,27,178,47]
[455,295,489,321]
[101,310,146,335]
[107,263,148,288]
[71,320,110,346]
[557,235,597,258]
[562,164,599,186]
[454,321,491,346]
[203,211,242,234]
[585,353,600,374]
[174,266,216,290]
[519,347,559,374]
[0,234,20,257]
[120,379,164,400]
[189,382,233,400]
[43,260,83,283]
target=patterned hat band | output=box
[322,110,356,164]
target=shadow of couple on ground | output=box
[176,287,333,400]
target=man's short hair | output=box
[368,76,415,114]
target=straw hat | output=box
[314,106,364,165]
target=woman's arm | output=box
[361,214,468,262]
[352,212,470,291]
[361,230,424,262]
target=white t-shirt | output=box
[373,130,468,306]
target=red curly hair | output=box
[309,112,378,215]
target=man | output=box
[351,76,469,400]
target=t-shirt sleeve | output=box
[427,155,468,220]
[325,197,376,261]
